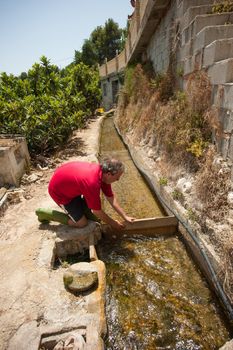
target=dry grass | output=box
[223,237,233,303]
[117,66,214,171]
[195,146,231,223]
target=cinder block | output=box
[178,0,215,18]
[203,38,233,67]
[211,83,233,110]
[222,83,233,109]
[194,24,233,53]
[181,5,212,30]
[182,13,233,45]
[183,50,203,75]
[208,58,233,84]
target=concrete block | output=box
[54,222,101,258]
[182,13,233,45]
[229,135,233,162]
[183,50,203,75]
[0,134,30,187]
[208,58,233,84]
[211,83,233,110]
[179,39,193,60]
[220,134,231,160]
[219,108,233,133]
[194,25,233,53]
[181,5,212,30]
[203,38,233,67]
[222,83,233,109]
[178,0,215,18]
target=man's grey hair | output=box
[100,157,125,175]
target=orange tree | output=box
[0,56,101,155]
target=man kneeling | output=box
[48,157,134,230]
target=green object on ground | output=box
[35,208,69,225]
[83,204,100,222]
[35,204,100,225]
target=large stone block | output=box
[211,83,233,110]
[208,58,233,84]
[178,0,215,18]
[181,5,212,30]
[182,13,233,45]
[54,221,102,258]
[193,25,233,54]
[0,134,30,187]
[203,38,233,67]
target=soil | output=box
[0,116,102,349]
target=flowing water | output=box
[98,117,231,350]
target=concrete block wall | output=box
[147,2,176,73]
[176,0,233,164]
[99,0,233,165]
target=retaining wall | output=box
[99,0,233,170]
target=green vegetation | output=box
[186,208,197,222]
[74,18,127,67]
[172,189,184,203]
[159,177,168,186]
[212,0,233,13]
[118,63,213,171]
[0,56,101,156]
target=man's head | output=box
[100,157,124,184]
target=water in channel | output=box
[98,117,231,350]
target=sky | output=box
[0,0,132,76]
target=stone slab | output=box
[212,83,233,110]
[194,25,233,54]
[208,58,233,84]
[181,5,212,30]
[178,0,215,18]
[182,13,233,46]
[203,38,233,67]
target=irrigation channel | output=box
[98,117,231,350]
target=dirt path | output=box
[0,117,102,350]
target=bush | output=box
[117,66,213,172]
[0,58,101,156]
[212,0,233,13]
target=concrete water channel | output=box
[98,117,231,350]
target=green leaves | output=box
[0,57,101,156]
[75,18,126,67]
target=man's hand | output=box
[111,219,125,231]
[124,215,135,223]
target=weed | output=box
[186,139,208,158]
[212,0,233,13]
[195,147,231,222]
[172,189,184,204]
[176,66,184,77]
[61,260,70,268]
[159,177,168,186]
[186,208,197,222]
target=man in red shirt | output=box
[48,157,134,230]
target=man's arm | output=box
[92,208,124,230]
[106,196,134,222]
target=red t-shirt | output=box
[48,161,113,210]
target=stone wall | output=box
[99,0,233,165]
[147,1,176,73]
